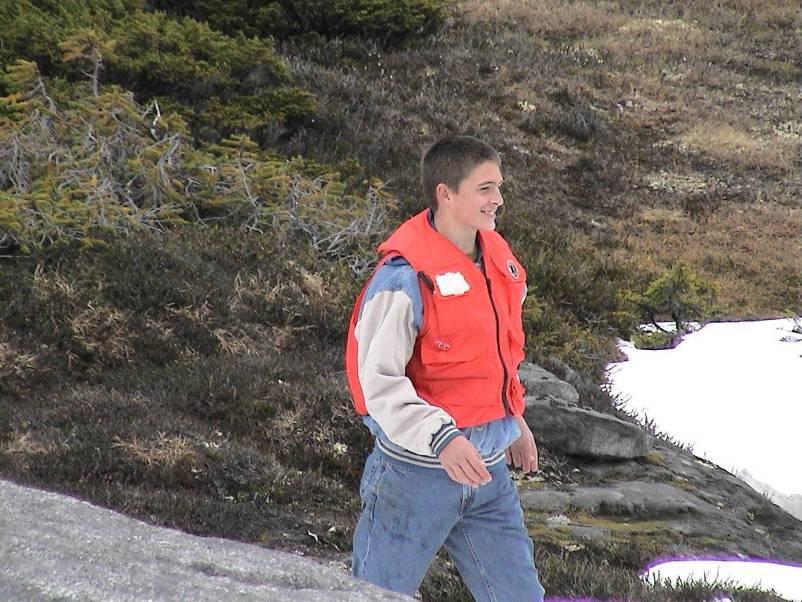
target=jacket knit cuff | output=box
[431,423,462,457]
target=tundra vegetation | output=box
[0,0,799,599]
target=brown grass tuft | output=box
[69,305,133,363]
[32,265,78,300]
[2,430,53,456]
[0,341,36,378]
[599,16,712,57]
[166,302,214,323]
[111,433,198,468]
[681,122,797,171]
[213,328,257,355]
[460,0,623,37]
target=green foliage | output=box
[107,10,315,140]
[201,89,316,137]
[58,28,117,96]
[146,0,448,45]
[631,330,681,351]
[0,62,392,274]
[0,0,140,72]
[0,2,316,142]
[507,223,630,376]
[625,263,717,333]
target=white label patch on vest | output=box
[435,272,470,297]
[506,260,520,280]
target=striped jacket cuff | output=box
[431,423,462,457]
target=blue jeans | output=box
[352,446,545,601]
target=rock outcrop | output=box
[518,362,652,459]
[0,479,407,602]
[517,437,802,563]
[514,362,802,564]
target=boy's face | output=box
[444,161,504,233]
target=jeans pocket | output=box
[359,453,387,503]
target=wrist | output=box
[431,423,462,457]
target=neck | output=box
[432,211,477,257]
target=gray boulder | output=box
[518,362,651,459]
[0,479,408,601]
[525,397,651,459]
[518,362,580,405]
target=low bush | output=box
[0,63,394,274]
[145,0,448,46]
[0,1,317,142]
[624,262,717,334]
[632,330,682,350]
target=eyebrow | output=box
[478,179,503,187]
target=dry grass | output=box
[0,341,36,378]
[645,171,716,195]
[213,327,257,355]
[717,0,801,26]
[459,0,623,36]
[608,204,801,316]
[111,433,198,468]
[681,122,798,171]
[166,302,213,323]
[2,430,52,456]
[69,305,133,363]
[32,265,78,300]
[600,16,713,57]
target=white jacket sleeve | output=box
[354,286,456,456]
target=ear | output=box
[435,182,452,209]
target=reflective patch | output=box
[435,272,470,296]
[506,260,520,279]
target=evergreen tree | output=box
[624,263,717,349]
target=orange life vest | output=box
[345,210,528,428]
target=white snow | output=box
[644,559,802,602]
[605,317,802,600]
[606,318,802,496]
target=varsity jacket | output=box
[345,210,528,458]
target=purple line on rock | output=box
[545,598,624,602]
[641,553,802,577]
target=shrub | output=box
[0,0,140,72]
[624,262,717,334]
[145,0,448,46]
[631,330,682,350]
[0,64,393,273]
[108,10,316,140]
[0,2,317,142]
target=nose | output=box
[494,190,504,206]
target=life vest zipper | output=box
[484,275,510,414]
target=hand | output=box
[438,436,492,487]
[505,415,539,474]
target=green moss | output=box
[642,451,668,467]
[632,330,682,350]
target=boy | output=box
[345,135,545,600]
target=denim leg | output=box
[444,463,545,602]
[352,448,461,596]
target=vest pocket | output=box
[419,334,489,380]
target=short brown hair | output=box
[421,135,501,212]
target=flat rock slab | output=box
[0,479,408,601]
[520,481,714,517]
